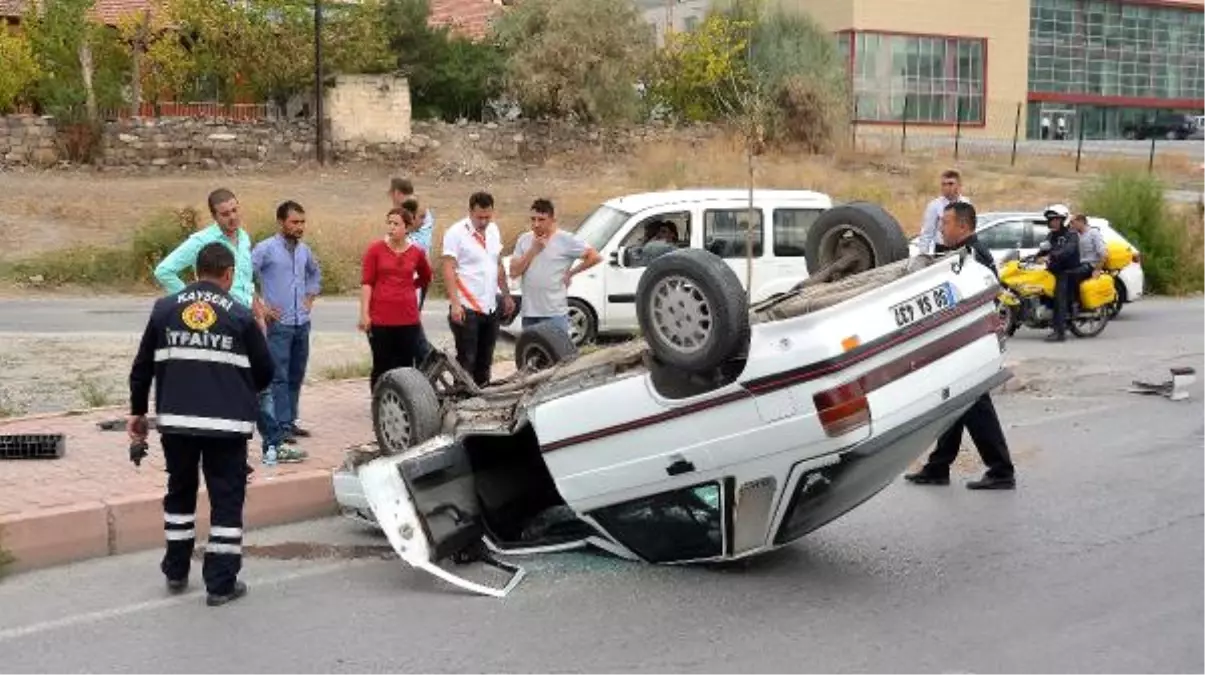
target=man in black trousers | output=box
[905,201,1017,491]
[128,242,276,606]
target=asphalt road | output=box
[0,297,1201,672]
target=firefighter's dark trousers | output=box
[160,433,248,596]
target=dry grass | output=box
[0,135,1193,295]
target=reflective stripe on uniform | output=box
[206,543,242,555]
[154,347,250,368]
[156,414,255,434]
[209,526,243,538]
[166,529,195,541]
[164,513,195,524]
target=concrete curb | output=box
[0,469,338,575]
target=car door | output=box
[700,202,771,300]
[602,208,695,331]
[761,206,823,297]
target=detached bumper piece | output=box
[1128,367,1196,402]
[0,433,66,460]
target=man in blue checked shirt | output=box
[253,200,322,451]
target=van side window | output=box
[704,209,763,258]
[620,211,692,249]
[773,209,821,257]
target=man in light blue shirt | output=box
[153,188,305,466]
[253,200,322,444]
[390,177,435,360]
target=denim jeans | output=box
[267,322,311,432]
[255,390,283,455]
[522,315,571,336]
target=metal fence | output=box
[846,97,1204,173]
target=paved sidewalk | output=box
[0,379,373,517]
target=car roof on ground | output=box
[603,189,832,213]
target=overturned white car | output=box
[334,202,1009,597]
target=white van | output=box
[503,189,898,346]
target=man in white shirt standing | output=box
[915,169,972,255]
[509,198,602,338]
[442,191,515,387]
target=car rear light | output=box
[814,381,870,437]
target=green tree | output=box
[326,0,395,76]
[491,0,654,123]
[710,0,850,152]
[648,14,751,122]
[23,0,130,120]
[383,0,504,121]
[0,30,41,113]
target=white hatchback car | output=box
[336,204,1010,597]
[909,211,1145,317]
[503,190,855,346]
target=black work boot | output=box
[904,470,950,486]
[1045,332,1066,342]
[206,581,248,607]
[966,473,1016,490]
[166,578,188,595]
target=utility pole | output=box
[314,0,325,165]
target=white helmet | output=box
[1043,203,1071,221]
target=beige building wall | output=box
[787,0,1031,138]
[324,74,413,145]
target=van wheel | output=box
[372,367,442,454]
[636,248,749,374]
[567,298,597,346]
[515,321,578,372]
[806,203,910,277]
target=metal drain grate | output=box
[0,434,66,460]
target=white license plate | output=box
[890,282,958,328]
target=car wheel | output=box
[636,248,750,373]
[996,299,1019,338]
[567,298,598,346]
[805,202,910,277]
[372,367,442,454]
[515,321,578,372]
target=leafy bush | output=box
[647,14,752,122]
[383,0,504,121]
[1078,170,1204,295]
[23,0,130,119]
[491,0,654,123]
[0,31,41,114]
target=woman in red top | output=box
[359,207,433,390]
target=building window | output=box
[851,31,986,125]
[1028,0,1205,101]
[683,15,698,32]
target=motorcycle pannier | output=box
[1079,274,1117,310]
[1104,241,1134,271]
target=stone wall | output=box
[0,114,719,171]
[325,74,412,145]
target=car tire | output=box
[372,367,442,454]
[636,248,750,373]
[805,202,910,277]
[567,298,598,346]
[514,321,578,372]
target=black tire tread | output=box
[805,202,910,272]
[515,321,578,372]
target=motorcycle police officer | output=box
[1040,204,1081,342]
[127,242,275,607]
[905,201,1017,490]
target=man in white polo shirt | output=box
[916,168,972,255]
[442,191,515,387]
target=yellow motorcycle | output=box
[997,245,1115,339]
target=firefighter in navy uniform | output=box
[905,201,1017,491]
[127,242,275,607]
